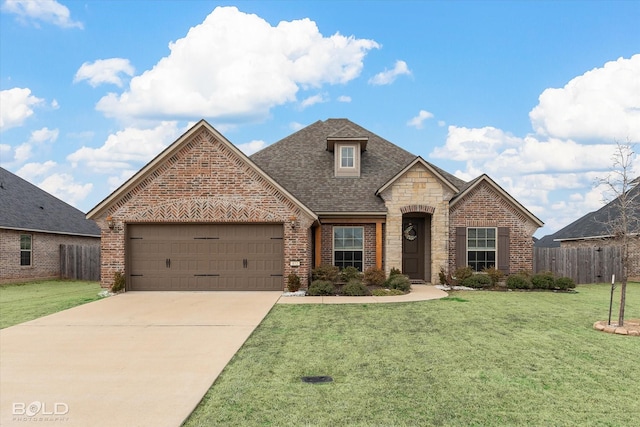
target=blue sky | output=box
[1,0,639,237]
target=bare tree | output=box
[597,141,639,326]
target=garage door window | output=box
[333,226,363,271]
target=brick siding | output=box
[320,223,377,272]
[0,228,99,284]
[94,127,314,289]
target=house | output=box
[87,119,543,291]
[0,167,101,284]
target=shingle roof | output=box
[0,167,100,237]
[250,119,465,213]
[536,182,640,246]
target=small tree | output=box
[597,141,639,326]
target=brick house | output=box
[0,167,101,284]
[87,119,543,290]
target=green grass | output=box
[0,280,103,329]
[184,283,640,427]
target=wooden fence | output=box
[60,244,101,281]
[533,246,623,284]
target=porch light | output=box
[290,216,298,229]
[107,216,115,230]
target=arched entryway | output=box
[401,205,433,281]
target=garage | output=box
[128,224,284,291]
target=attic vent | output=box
[0,182,4,189]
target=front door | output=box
[402,217,425,280]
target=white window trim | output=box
[20,234,33,267]
[335,143,360,177]
[333,226,364,269]
[466,227,497,271]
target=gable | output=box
[87,121,316,223]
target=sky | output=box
[1,0,639,238]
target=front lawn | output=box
[184,283,640,426]
[0,280,103,329]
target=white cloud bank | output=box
[95,6,379,123]
[0,88,44,131]
[1,0,83,29]
[407,110,434,129]
[74,58,135,87]
[369,60,411,85]
[431,55,640,236]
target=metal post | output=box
[608,274,616,326]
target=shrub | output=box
[482,266,504,286]
[460,274,492,289]
[555,276,576,290]
[312,264,339,282]
[454,266,474,283]
[531,271,555,290]
[385,274,411,292]
[111,271,126,293]
[372,288,405,296]
[339,266,362,282]
[506,273,532,290]
[341,279,370,296]
[438,267,455,286]
[307,280,335,296]
[389,267,402,277]
[287,273,301,292]
[364,267,386,286]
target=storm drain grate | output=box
[301,376,333,384]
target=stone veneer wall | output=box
[449,181,539,275]
[0,229,99,284]
[94,128,315,289]
[379,163,454,283]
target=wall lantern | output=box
[290,216,298,229]
[107,216,115,230]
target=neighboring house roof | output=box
[0,167,100,237]
[87,120,317,221]
[250,119,465,214]
[537,181,640,245]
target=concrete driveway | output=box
[0,291,281,427]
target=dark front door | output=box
[402,217,425,280]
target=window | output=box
[467,228,496,271]
[20,234,32,266]
[340,146,354,168]
[334,226,364,271]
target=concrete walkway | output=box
[277,284,448,304]
[0,291,281,427]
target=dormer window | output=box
[340,146,355,168]
[335,143,359,177]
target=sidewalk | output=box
[277,284,448,304]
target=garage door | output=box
[128,224,284,291]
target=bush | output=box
[460,274,492,289]
[482,266,504,286]
[287,273,301,292]
[506,273,532,290]
[555,276,576,290]
[307,280,335,296]
[312,264,339,282]
[384,274,411,292]
[339,266,362,282]
[389,267,402,277]
[111,271,126,293]
[364,267,386,286]
[438,267,455,286]
[531,271,555,290]
[372,288,405,296]
[341,279,370,296]
[454,266,474,283]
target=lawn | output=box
[0,280,103,329]
[184,283,640,427]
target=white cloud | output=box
[368,60,411,85]
[337,95,351,103]
[237,140,267,155]
[0,88,44,131]
[289,121,305,131]
[407,110,434,129]
[530,54,640,141]
[38,173,92,206]
[29,127,58,143]
[16,160,57,179]
[96,6,379,123]
[13,143,32,162]
[431,125,522,161]
[2,0,83,29]
[438,120,446,127]
[67,121,182,173]
[74,58,135,87]
[300,93,328,109]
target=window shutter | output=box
[456,227,467,269]
[498,227,510,273]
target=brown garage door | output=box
[128,224,283,291]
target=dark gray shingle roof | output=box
[250,119,465,213]
[0,167,100,237]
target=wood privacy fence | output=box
[60,244,101,281]
[533,246,623,284]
